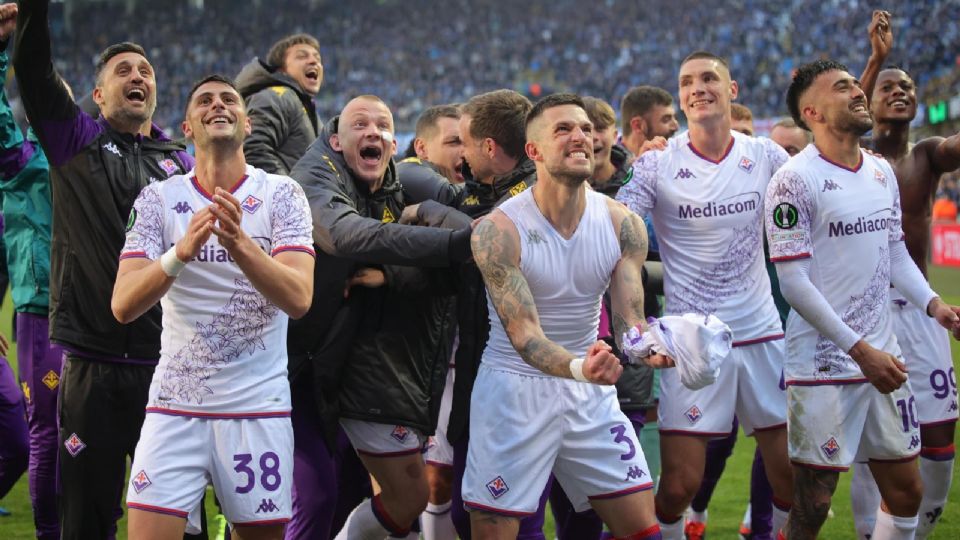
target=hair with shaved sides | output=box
[415,104,461,140]
[95,42,148,85]
[525,93,587,140]
[185,74,241,114]
[786,59,850,130]
[582,96,616,130]
[680,51,730,70]
[462,89,531,160]
[620,85,673,137]
[730,103,753,122]
[773,117,813,143]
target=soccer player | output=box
[767,59,960,540]
[847,11,960,539]
[465,93,666,540]
[616,51,794,540]
[620,86,679,157]
[769,119,812,158]
[236,33,322,176]
[730,103,755,136]
[13,1,194,537]
[113,74,315,540]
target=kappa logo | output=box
[64,433,86,457]
[822,179,843,192]
[241,195,263,214]
[908,435,921,450]
[738,157,755,173]
[685,405,703,424]
[172,201,193,214]
[527,230,546,245]
[158,158,179,175]
[463,194,480,206]
[256,498,279,513]
[949,400,958,412]
[42,370,60,390]
[674,168,696,180]
[103,142,122,157]
[132,470,152,493]
[874,169,887,187]
[486,476,509,499]
[893,298,908,309]
[391,425,409,442]
[624,465,646,482]
[820,436,840,458]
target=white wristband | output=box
[569,357,589,382]
[160,247,187,277]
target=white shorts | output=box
[787,382,920,470]
[127,413,293,529]
[891,297,958,427]
[463,365,653,516]
[658,339,786,436]
[425,366,455,468]
[340,417,426,458]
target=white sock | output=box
[851,462,881,540]
[871,509,918,540]
[771,501,789,539]
[917,454,953,539]
[688,508,707,524]
[334,498,392,540]
[421,501,455,540]
[658,515,684,540]
[741,503,752,528]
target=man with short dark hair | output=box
[730,103,754,136]
[620,86,679,157]
[12,1,194,537]
[768,58,960,540]
[236,33,322,175]
[769,118,812,157]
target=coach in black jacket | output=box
[236,33,321,175]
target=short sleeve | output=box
[615,151,660,217]
[270,177,316,257]
[120,183,165,260]
[765,169,815,262]
[763,136,790,173]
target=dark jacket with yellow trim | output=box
[236,58,319,175]
[288,117,471,444]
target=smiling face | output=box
[332,97,396,185]
[871,69,917,124]
[282,43,323,96]
[591,121,617,175]
[93,51,157,128]
[527,104,594,186]
[804,69,873,135]
[182,80,251,151]
[643,104,680,139]
[678,58,738,125]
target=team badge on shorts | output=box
[820,437,840,459]
[486,476,509,499]
[738,157,755,173]
[391,425,410,443]
[685,405,703,424]
[241,195,263,214]
[132,470,152,493]
[64,433,86,457]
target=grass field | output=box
[2,266,960,539]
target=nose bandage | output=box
[380,130,394,143]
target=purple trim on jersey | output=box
[233,518,291,527]
[35,114,103,167]
[920,418,958,429]
[732,333,784,347]
[687,136,735,164]
[127,502,189,518]
[190,174,249,201]
[869,452,919,464]
[355,447,422,458]
[463,500,536,517]
[119,251,150,260]
[659,428,734,437]
[144,407,291,419]
[271,245,316,257]
[818,152,863,173]
[587,482,654,500]
[785,378,869,387]
[425,460,454,469]
[790,460,848,472]
[752,422,787,433]
[0,139,36,179]
[770,253,811,263]
[65,346,158,365]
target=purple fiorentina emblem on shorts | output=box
[64,433,86,457]
[486,476,509,499]
[685,405,703,424]
[391,425,409,442]
[241,195,263,214]
[820,437,841,458]
[132,470,152,493]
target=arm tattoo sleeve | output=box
[611,211,649,350]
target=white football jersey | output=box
[121,165,314,416]
[764,145,903,384]
[616,130,788,343]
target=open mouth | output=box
[850,101,868,113]
[305,68,320,82]
[568,150,589,160]
[206,114,233,126]
[126,88,147,103]
[888,98,910,109]
[359,144,383,164]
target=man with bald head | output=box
[290,96,472,539]
[770,118,812,157]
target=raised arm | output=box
[0,7,29,182]
[860,10,893,106]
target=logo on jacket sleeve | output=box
[772,203,799,229]
[42,370,60,390]
[486,476,509,499]
[158,158,179,176]
[241,195,263,214]
[65,433,86,457]
[132,470,152,493]
[738,157,755,173]
[820,436,841,458]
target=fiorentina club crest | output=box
[685,405,703,424]
[158,158,179,175]
[241,195,263,214]
[820,436,841,458]
[486,476,509,499]
[873,169,887,187]
[738,157,755,173]
[64,433,86,457]
[132,470,152,493]
[391,425,409,443]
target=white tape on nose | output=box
[381,130,394,143]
